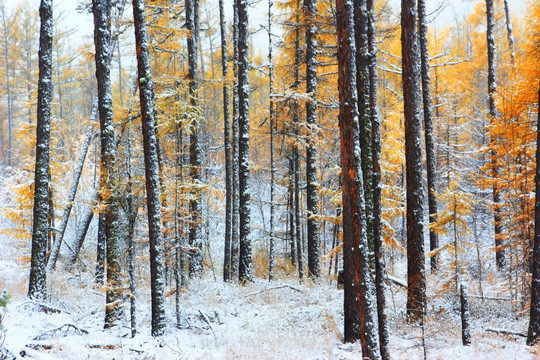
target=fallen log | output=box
[485,328,526,338]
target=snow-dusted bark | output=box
[418,0,439,273]
[486,0,505,270]
[69,188,98,265]
[28,0,53,301]
[219,0,233,283]
[231,0,240,279]
[186,0,203,277]
[527,87,540,346]
[132,0,167,336]
[460,283,471,345]
[304,0,320,279]
[336,0,380,356]
[503,0,515,62]
[236,0,253,283]
[367,0,389,357]
[268,0,276,281]
[293,0,303,280]
[93,0,124,328]
[401,0,426,322]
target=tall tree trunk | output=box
[219,0,232,283]
[28,0,53,301]
[231,0,240,279]
[186,0,203,277]
[132,0,167,336]
[268,0,276,281]
[486,0,505,270]
[418,0,439,273]
[336,0,381,355]
[527,85,540,346]
[237,0,253,283]
[367,0,389,357]
[401,0,426,322]
[304,0,320,279]
[93,0,124,328]
[293,0,303,280]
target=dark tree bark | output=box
[28,0,53,301]
[219,0,232,283]
[336,0,381,355]
[460,283,471,345]
[231,0,240,279]
[236,0,253,283]
[186,0,203,277]
[486,0,505,270]
[418,0,439,273]
[288,157,296,265]
[292,0,303,280]
[527,86,540,346]
[132,0,167,336]
[304,0,320,279]
[69,191,96,265]
[268,0,276,281]
[401,0,426,322]
[93,0,124,328]
[367,0,389,357]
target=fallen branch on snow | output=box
[485,328,526,338]
[32,323,88,340]
[244,284,303,297]
[386,275,407,289]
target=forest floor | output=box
[1,235,540,359]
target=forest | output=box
[0,0,540,359]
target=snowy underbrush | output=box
[0,268,539,359]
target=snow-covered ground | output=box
[1,222,539,359]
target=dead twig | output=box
[485,328,526,338]
[244,284,303,298]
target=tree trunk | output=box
[132,0,167,336]
[231,0,240,280]
[367,0,389,357]
[268,0,276,281]
[93,0,124,328]
[304,0,320,279]
[96,213,106,284]
[219,0,232,283]
[418,0,439,273]
[461,283,471,345]
[28,0,53,301]
[1,6,13,167]
[401,0,426,322]
[237,0,253,283]
[186,0,203,277]
[502,0,515,62]
[527,85,540,346]
[336,0,381,356]
[69,191,97,265]
[486,0,505,270]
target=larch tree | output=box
[367,0,389,357]
[220,0,232,283]
[401,0,426,321]
[304,0,320,279]
[186,0,203,277]
[0,1,16,167]
[486,0,505,270]
[527,85,540,346]
[268,0,276,281]
[418,0,439,272]
[92,0,124,328]
[236,0,253,283]
[336,0,381,356]
[132,0,167,336]
[28,0,53,301]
